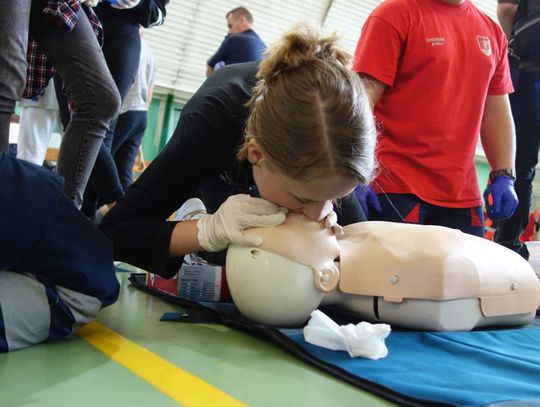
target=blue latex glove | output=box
[483,176,519,220]
[354,185,382,219]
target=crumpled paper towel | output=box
[303,309,391,359]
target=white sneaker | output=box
[173,198,207,221]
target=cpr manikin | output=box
[226,214,540,330]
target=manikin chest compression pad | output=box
[338,221,540,315]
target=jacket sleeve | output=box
[99,101,239,278]
[207,37,231,68]
[99,64,255,278]
[130,0,169,28]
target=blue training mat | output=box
[283,318,540,407]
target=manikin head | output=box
[226,214,340,325]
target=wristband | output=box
[488,169,515,183]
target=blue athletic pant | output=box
[373,193,485,237]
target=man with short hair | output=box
[206,6,266,77]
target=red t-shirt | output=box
[353,0,513,208]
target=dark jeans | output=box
[53,72,70,131]
[81,5,142,217]
[0,0,120,207]
[111,110,147,191]
[494,70,540,258]
[373,193,485,237]
[0,0,30,153]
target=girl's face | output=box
[247,140,357,221]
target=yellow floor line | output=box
[77,322,247,407]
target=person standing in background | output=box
[79,0,168,220]
[200,7,267,213]
[206,6,266,77]
[493,0,540,258]
[353,0,518,237]
[80,0,145,218]
[110,34,156,194]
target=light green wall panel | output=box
[476,159,489,187]
[141,96,183,162]
[476,159,490,207]
[140,98,161,160]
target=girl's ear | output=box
[247,138,265,165]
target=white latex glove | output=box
[81,0,100,6]
[319,200,343,237]
[110,0,141,9]
[197,194,288,252]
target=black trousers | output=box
[494,70,540,258]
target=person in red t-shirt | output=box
[353,0,518,237]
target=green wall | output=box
[141,95,183,161]
[476,159,489,191]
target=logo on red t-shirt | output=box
[426,37,445,47]
[476,36,492,56]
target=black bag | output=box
[509,0,540,60]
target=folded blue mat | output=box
[129,273,540,407]
[283,318,540,407]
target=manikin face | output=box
[226,214,341,325]
[247,139,358,222]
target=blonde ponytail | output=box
[257,23,350,82]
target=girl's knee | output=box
[96,85,121,123]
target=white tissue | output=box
[303,310,391,359]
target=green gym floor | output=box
[0,270,393,407]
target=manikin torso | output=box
[226,214,540,329]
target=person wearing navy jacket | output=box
[0,153,120,352]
